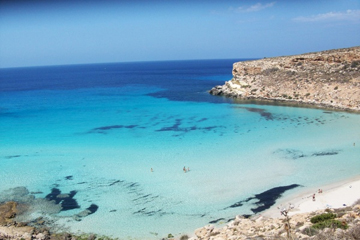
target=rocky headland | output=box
[210,46,360,111]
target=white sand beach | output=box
[263,176,360,218]
[190,177,360,240]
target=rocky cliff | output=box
[210,46,360,111]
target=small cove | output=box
[1,60,360,239]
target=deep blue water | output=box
[1,59,360,239]
[0,59,239,102]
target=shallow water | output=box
[1,60,360,239]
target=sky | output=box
[0,0,359,68]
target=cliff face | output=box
[210,46,360,111]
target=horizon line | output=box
[0,57,260,70]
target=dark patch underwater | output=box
[226,184,301,214]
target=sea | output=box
[1,59,360,239]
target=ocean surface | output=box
[1,60,360,239]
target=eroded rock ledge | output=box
[210,46,360,111]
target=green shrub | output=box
[312,219,348,230]
[310,212,348,231]
[310,213,336,223]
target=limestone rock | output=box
[0,201,18,225]
[190,203,360,240]
[35,232,46,240]
[210,46,360,112]
[0,225,34,240]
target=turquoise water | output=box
[0,60,359,239]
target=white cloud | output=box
[232,2,276,13]
[293,9,360,22]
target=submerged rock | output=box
[0,187,34,203]
[74,204,99,221]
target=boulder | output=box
[0,201,17,225]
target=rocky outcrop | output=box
[0,201,18,225]
[190,204,360,240]
[0,187,101,240]
[210,46,360,111]
[0,200,98,240]
[0,201,35,240]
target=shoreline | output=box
[261,175,360,219]
[190,175,360,240]
[230,96,360,114]
[2,177,360,240]
[1,171,360,240]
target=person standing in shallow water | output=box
[313,194,316,201]
[183,166,187,173]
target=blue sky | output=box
[0,0,359,68]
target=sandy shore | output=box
[1,178,360,240]
[191,177,360,240]
[262,176,360,218]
